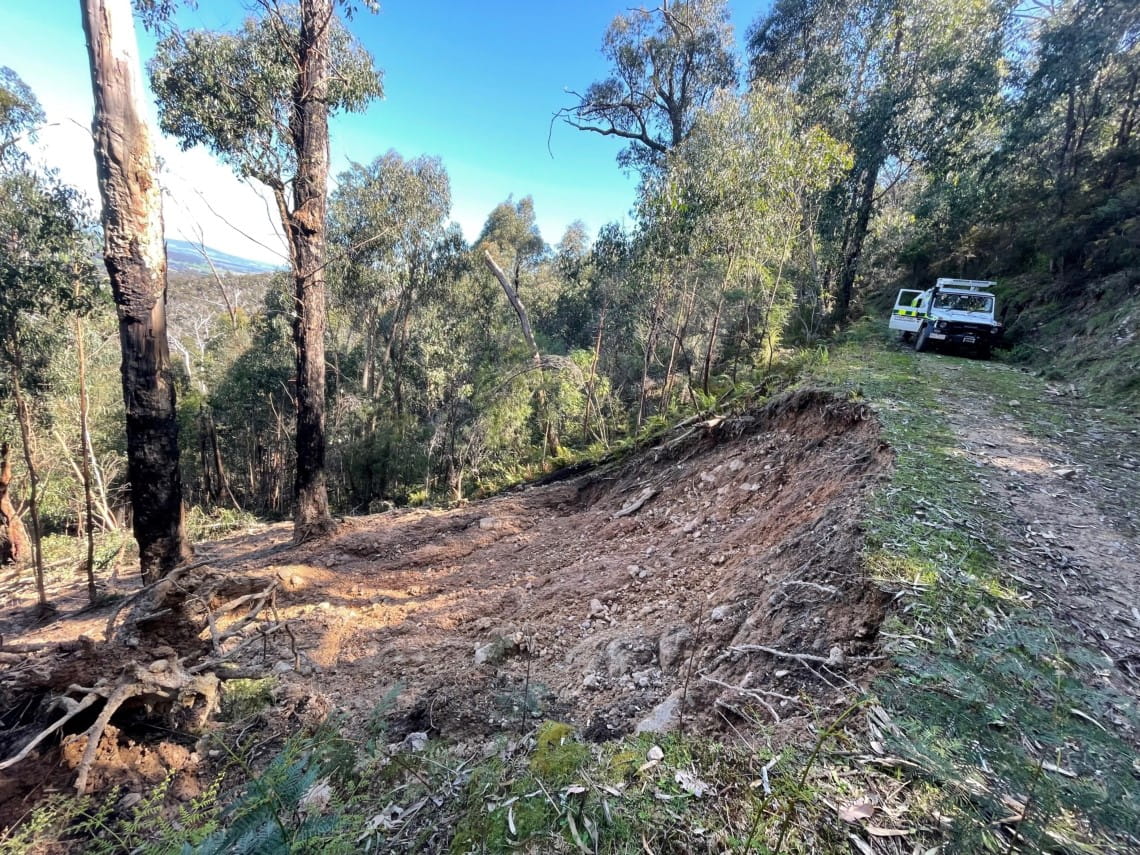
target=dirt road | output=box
[931,357,1140,698]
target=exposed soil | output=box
[0,388,892,821]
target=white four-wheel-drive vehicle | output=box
[889,278,1002,358]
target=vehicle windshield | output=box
[934,293,993,313]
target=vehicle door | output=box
[889,290,924,333]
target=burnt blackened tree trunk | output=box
[289,0,334,540]
[81,0,190,583]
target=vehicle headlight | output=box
[935,321,946,330]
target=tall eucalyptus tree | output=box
[749,0,1014,322]
[559,0,738,175]
[81,0,189,582]
[151,1,383,540]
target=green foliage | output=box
[561,0,738,174]
[529,721,589,786]
[183,505,259,542]
[0,169,99,361]
[193,736,346,855]
[0,66,45,168]
[0,773,225,855]
[219,677,277,722]
[150,9,382,188]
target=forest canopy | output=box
[0,0,1137,571]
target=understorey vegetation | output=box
[2,0,1139,851]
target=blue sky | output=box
[1,0,767,265]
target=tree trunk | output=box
[637,289,666,430]
[0,442,29,569]
[288,0,334,541]
[583,300,608,444]
[661,278,697,414]
[482,249,561,457]
[833,160,880,326]
[76,315,98,604]
[81,0,190,583]
[10,364,47,609]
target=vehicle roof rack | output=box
[935,278,995,291]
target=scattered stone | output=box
[658,625,693,672]
[699,470,717,484]
[588,598,606,618]
[1054,467,1078,479]
[474,635,520,666]
[316,601,331,610]
[631,668,657,687]
[635,694,681,734]
[646,745,665,762]
[478,516,501,530]
[605,636,657,676]
[728,458,745,472]
[710,604,733,622]
[582,672,602,690]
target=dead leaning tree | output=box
[482,249,562,458]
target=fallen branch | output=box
[189,620,291,674]
[700,674,800,723]
[613,486,656,519]
[780,579,839,596]
[731,644,847,667]
[0,690,101,771]
[0,638,93,654]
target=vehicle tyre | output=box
[914,324,930,353]
[976,343,991,360]
[900,331,913,343]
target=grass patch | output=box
[810,324,1140,852]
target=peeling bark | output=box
[81,0,190,582]
[0,442,28,567]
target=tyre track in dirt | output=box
[924,357,1140,697]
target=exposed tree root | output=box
[0,567,283,794]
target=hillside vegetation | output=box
[1,0,1138,852]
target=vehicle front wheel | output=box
[914,324,931,353]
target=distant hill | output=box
[166,239,282,275]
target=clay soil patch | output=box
[0,388,892,817]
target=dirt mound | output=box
[0,388,893,816]
[279,388,892,740]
